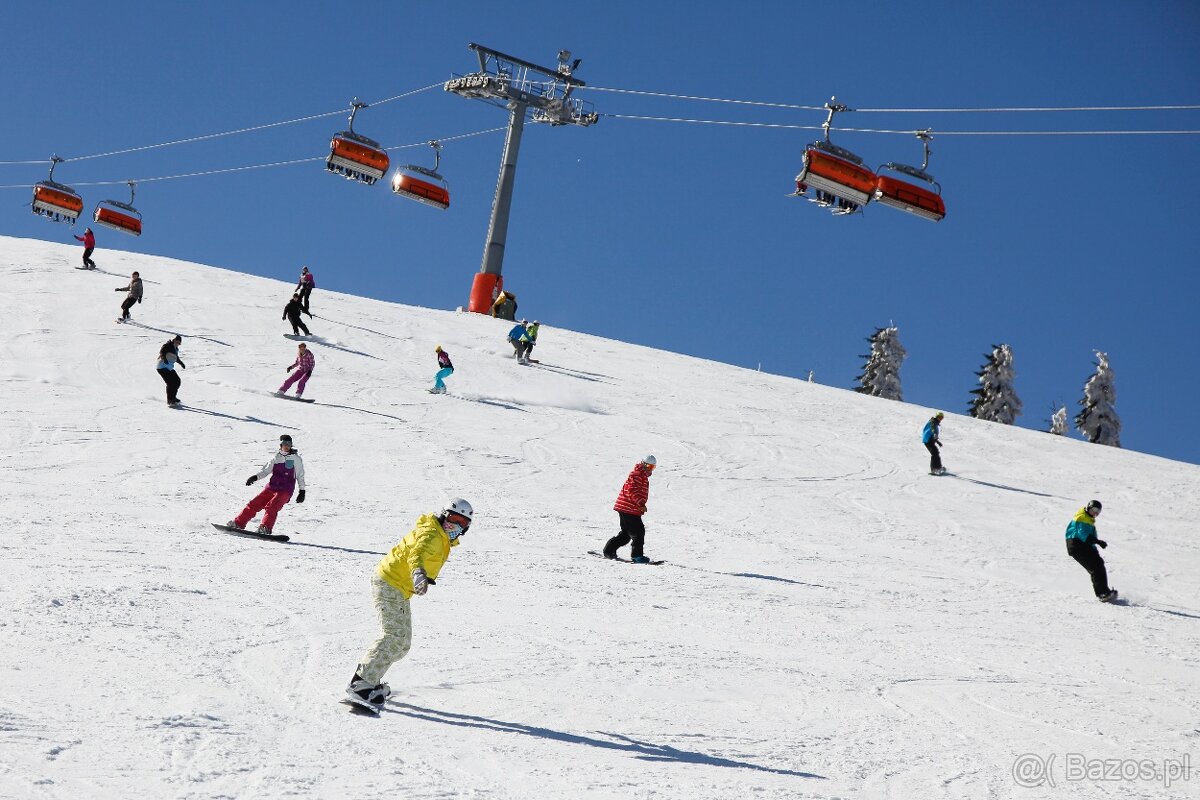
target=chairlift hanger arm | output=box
[467,43,587,87]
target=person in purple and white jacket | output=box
[227,435,307,534]
[296,266,316,316]
[278,342,316,398]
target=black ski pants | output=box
[120,296,136,319]
[924,441,942,472]
[81,247,95,268]
[157,368,181,404]
[605,512,646,559]
[287,313,310,336]
[298,284,313,313]
[1066,539,1110,597]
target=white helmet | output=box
[444,497,474,521]
[642,455,657,466]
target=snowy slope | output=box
[1,235,1197,800]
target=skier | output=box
[155,334,185,407]
[346,498,474,712]
[507,321,530,364]
[283,293,311,336]
[431,345,453,394]
[114,271,143,322]
[603,456,656,563]
[227,434,306,535]
[74,227,96,269]
[296,266,315,316]
[278,342,315,398]
[922,412,946,475]
[522,320,540,362]
[1065,500,1117,602]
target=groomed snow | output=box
[2,236,1197,800]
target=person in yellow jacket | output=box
[346,498,474,712]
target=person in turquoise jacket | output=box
[1065,500,1117,602]
[922,412,945,475]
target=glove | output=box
[285,366,291,372]
[245,475,258,486]
[114,287,122,292]
[1097,540,1107,549]
[296,489,305,504]
[411,568,429,596]
[640,505,648,514]
[178,362,186,369]
[137,298,142,304]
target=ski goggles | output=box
[446,511,472,531]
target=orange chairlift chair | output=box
[326,99,390,185]
[93,181,143,236]
[792,98,877,216]
[31,156,84,225]
[391,141,450,210]
[873,130,946,222]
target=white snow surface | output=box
[2,236,1198,800]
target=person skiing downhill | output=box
[922,412,946,475]
[431,345,453,394]
[296,267,315,316]
[115,271,143,321]
[1065,500,1117,602]
[74,227,96,269]
[227,435,306,535]
[603,456,656,563]
[278,342,315,398]
[155,335,185,406]
[283,293,310,336]
[346,498,475,712]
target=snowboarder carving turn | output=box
[430,345,453,394]
[603,456,656,563]
[155,335,185,406]
[115,271,143,322]
[346,498,475,713]
[1065,500,1117,602]
[922,412,946,475]
[227,435,306,535]
[278,343,315,398]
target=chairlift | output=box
[93,181,143,236]
[873,131,946,222]
[31,156,84,225]
[791,99,877,216]
[326,99,390,185]
[391,141,450,210]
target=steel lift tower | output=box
[445,43,598,313]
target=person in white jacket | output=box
[227,435,307,534]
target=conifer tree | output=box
[1048,404,1068,436]
[968,343,1022,424]
[854,326,906,400]
[1075,350,1121,446]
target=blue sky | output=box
[3,1,1198,464]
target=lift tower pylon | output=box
[445,43,599,313]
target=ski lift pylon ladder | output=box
[391,141,450,210]
[31,156,84,225]
[792,99,877,213]
[93,181,143,236]
[326,99,390,185]
[873,130,945,222]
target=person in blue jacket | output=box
[1065,500,1117,602]
[922,412,945,475]
[507,321,531,364]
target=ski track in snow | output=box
[1,236,1198,800]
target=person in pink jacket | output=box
[278,343,316,397]
[74,227,96,269]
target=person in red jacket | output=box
[603,455,656,563]
[74,227,96,269]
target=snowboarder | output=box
[278,342,315,398]
[431,345,453,394]
[114,271,143,322]
[346,498,475,712]
[522,320,540,361]
[227,434,306,535]
[507,321,530,364]
[283,293,310,336]
[296,266,315,316]
[922,412,946,475]
[155,334,185,406]
[1065,500,1117,602]
[603,456,656,563]
[74,227,96,269]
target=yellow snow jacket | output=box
[376,513,458,599]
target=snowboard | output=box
[427,388,448,394]
[210,523,290,543]
[275,392,316,403]
[283,334,312,340]
[587,550,664,565]
[340,696,382,716]
[75,266,98,271]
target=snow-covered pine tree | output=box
[854,326,906,400]
[1048,404,1068,435]
[1075,350,1121,446]
[968,343,1023,424]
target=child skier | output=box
[114,271,143,321]
[922,412,946,475]
[431,345,453,393]
[296,266,315,316]
[155,335,185,406]
[278,343,315,398]
[603,456,656,563]
[346,498,475,712]
[227,434,307,535]
[74,227,96,269]
[1065,500,1117,602]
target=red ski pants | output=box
[234,487,292,531]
